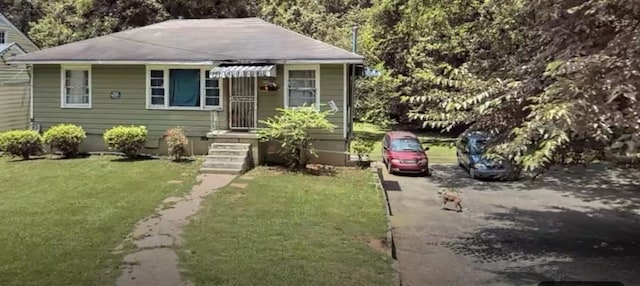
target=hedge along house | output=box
[0,13,39,131]
[9,18,363,171]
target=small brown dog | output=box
[437,189,463,212]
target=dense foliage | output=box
[103,125,148,158]
[0,130,43,160]
[258,107,336,170]
[165,126,189,161]
[43,124,87,158]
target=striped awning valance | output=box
[209,65,276,78]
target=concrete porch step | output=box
[201,161,245,170]
[210,143,252,150]
[208,149,249,156]
[205,155,247,162]
[199,167,243,175]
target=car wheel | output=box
[469,167,478,179]
[386,161,394,175]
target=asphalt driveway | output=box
[381,163,640,286]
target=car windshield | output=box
[390,138,423,152]
[470,139,487,155]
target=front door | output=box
[229,77,257,130]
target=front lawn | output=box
[352,122,458,163]
[0,156,199,285]
[180,167,394,285]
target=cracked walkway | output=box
[115,173,236,286]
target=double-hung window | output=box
[146,67,222,110]
[285,65,320,108]
[0,31,5,44]
[61,65,91,108]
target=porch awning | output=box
[209,65,277,78]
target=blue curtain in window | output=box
[170,69,200,106]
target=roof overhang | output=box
[210,65,276,78]
[0,43,27,57]
[7,58,364,65]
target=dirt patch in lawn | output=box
[116,173,236,286]
[362,237,392,257]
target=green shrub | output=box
[103,126,147,158]
[351,137,375,160]
[0,130,43,160]
[43,124,86,157]
[165,127,189,161]
[258,106,336,170]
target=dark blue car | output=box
[456,132,518,180]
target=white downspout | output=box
[28,64,34,130]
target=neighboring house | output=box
[0,13,39,131]
[9,18,363,166]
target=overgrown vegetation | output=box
[165,126,189,161]
[0,130,43,160]
[351,137,374,167]
[103,125,148,158]
[43,124,86,158]
[258,107,336,170]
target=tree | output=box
[161,0,260,19]
[29,0,168,48]
[404,0,640,171]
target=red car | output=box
[381,131,431,176]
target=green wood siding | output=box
[0,20,36,132]
[33,65,227,138]
[0,84,29,131]
[257,64,346,141]
[33,63,347,142]
[0,22,38,53]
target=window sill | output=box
[61,105,91,109]
[146,106,223,111]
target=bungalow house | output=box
[9,18,363,170]
[0,13,39,131]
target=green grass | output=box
[0,155,199,286]
[352,122,458,164]
[180,168,394,286]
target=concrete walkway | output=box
[116,173,236,286]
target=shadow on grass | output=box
[110,155,159,162]
[258,164,338,177]
[48,153,92,160]
[4,156,47,163]
[435,206,640,284]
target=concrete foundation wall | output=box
[75,134,347,166]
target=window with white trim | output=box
[0,31,5,44]
[285,65,320,108]
[146,67,222,110]
[204,70,221,106]
[61,65,91,108]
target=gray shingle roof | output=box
[9,18,363,64]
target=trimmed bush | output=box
[165,127,189,161]
[43,124,87,157]
[0,130,43,160]
[103,126,147,158]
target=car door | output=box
[458,137,471,168]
